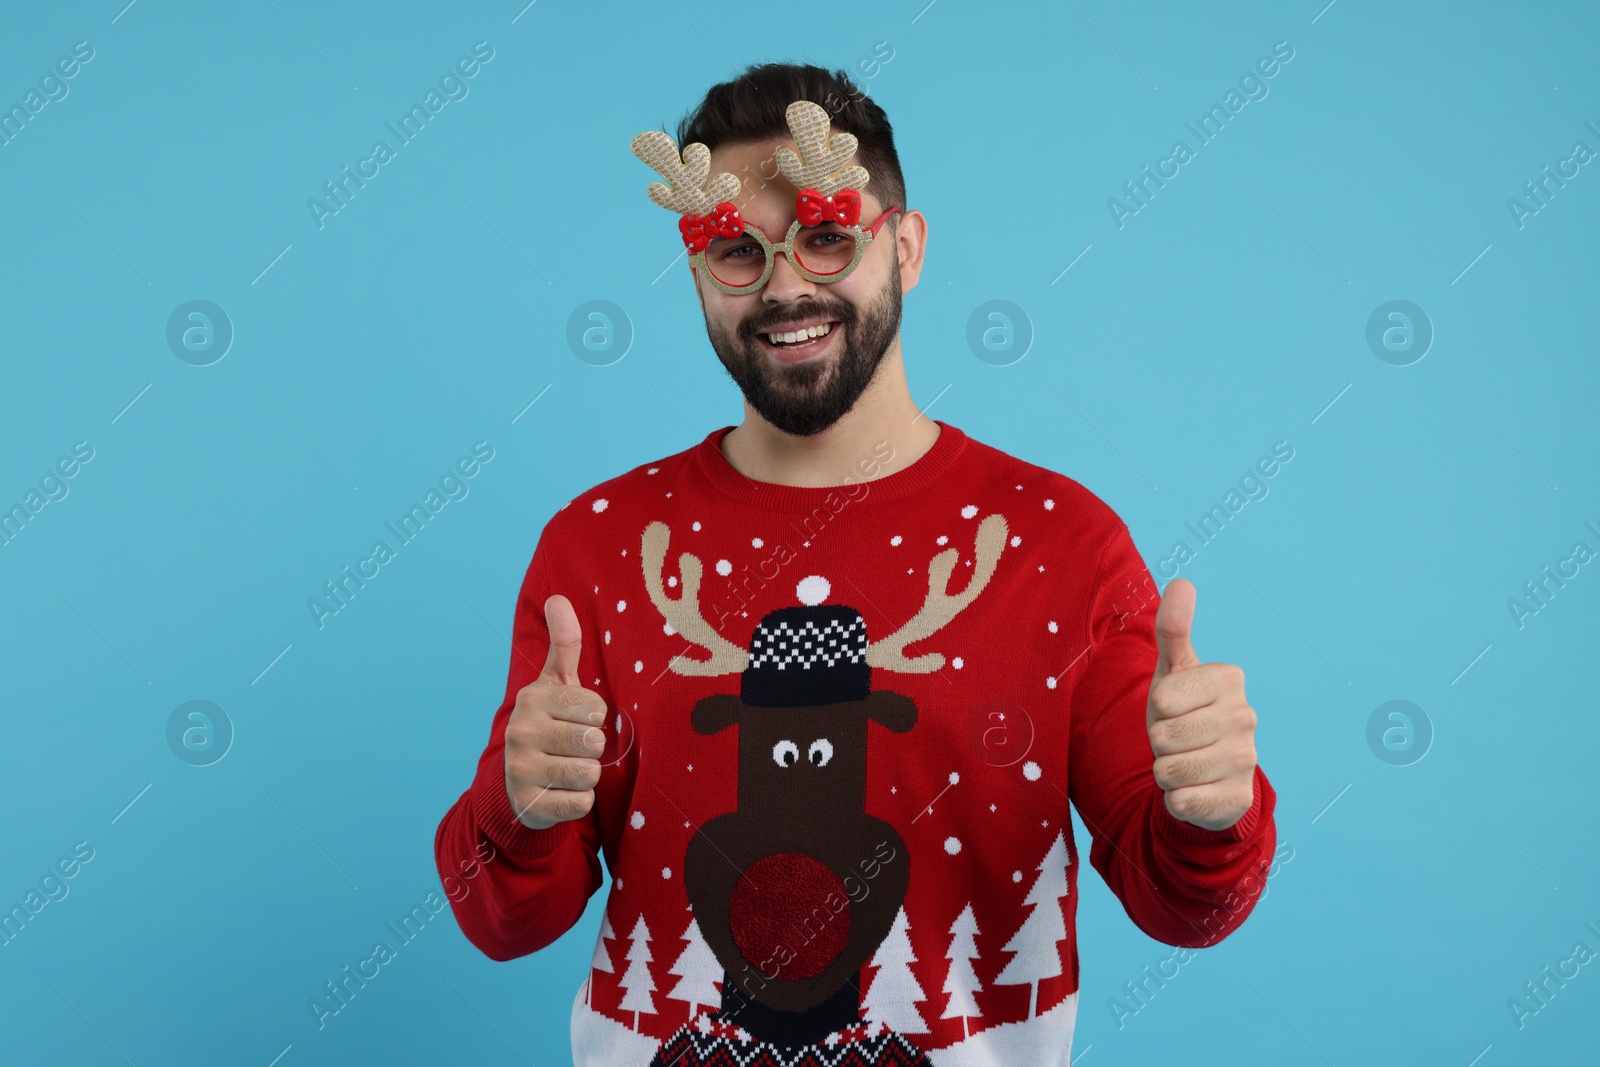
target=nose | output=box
[761,245,819,304]
[728,851,850,979]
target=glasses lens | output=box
[704,233,768,289]
[791,224,861,279]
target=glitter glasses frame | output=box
[690,206,904,296]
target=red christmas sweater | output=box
[435,420,1277,1066]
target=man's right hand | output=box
[503,594,606,831]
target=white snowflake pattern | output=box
[630,811,645,829]
[960,505,978,519]
[944,837,962,855]
[952,657,964,669]
[1044,498,1055,510]
[1023,761,1042,781]
[663,622,675,635]
[634,661,643,673]
[890,535,903,546]
[716,559,732,576]
[647,467,659,474]
[605,630,611,644]
[1010,535,1022,547]
[592,498,609,513]
[1046,676,1057,689]
[1048,621,1058,633]
[692,521,702,531]
[752,537,763,547]
[1012,871,1023,883]
[616,599,627,612]
[936,535,949,545]
[662,868,671,879]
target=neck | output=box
[720,341,940,487]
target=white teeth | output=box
[767,323,834,345]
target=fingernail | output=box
[588,710,605,724]
[584,728,604,751]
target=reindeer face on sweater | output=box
[639,514,1008,1014]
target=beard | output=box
[702,259,902,438]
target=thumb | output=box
[540,594,583,686]
[1153,579,1201,680]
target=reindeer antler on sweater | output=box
[630,130,742,218]
[866,513,1009,673]
[640,513,1009,680]
[775,100,870,196]
[641,520,750,676]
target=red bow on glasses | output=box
[795,187,862,227]
[679,202,744,252]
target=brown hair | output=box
[673,63,906,224]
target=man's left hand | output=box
[1146,578,1258,831]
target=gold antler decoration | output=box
[641,520,750,676]
[775,100,870,195]
[866,513,1009,673]
[630,131,742,217]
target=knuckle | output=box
[1182,788,1219,821]
[558,790,595,822]
[1148,719,1171,750]
[1167,788,1202,820]
[1151,714,1191,752]
[564,757,601,789]
[554,723,590,758]
[1153,753,1188,789]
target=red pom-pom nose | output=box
[728,852,850,979]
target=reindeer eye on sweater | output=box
[808,739,834,767]
[772,740,800,768]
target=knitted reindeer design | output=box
[639,513,1010,1063]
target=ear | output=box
[863,691,917,733]
[691,693,744,736]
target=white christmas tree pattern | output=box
[665,913,721,1020]
[995,830,1071,1019]
[862,905,931,1035]
[940,903,983,1038]
[588,911,617,1007]
[618,914,657,1031]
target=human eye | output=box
[713,240,762,261]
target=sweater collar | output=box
[694,420,968,514]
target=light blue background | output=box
[2,1,1596,1064]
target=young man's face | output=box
[694,139,920,438]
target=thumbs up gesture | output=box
[1146,579,1258,831]
[503,594,607,831]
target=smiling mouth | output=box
[757,321,839,360]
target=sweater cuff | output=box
[1153,763,1267,847]
[470,762,579,857]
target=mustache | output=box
[740,301,856,340]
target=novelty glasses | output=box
[632,100,900,296]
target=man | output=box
[435,63,1277,1066]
